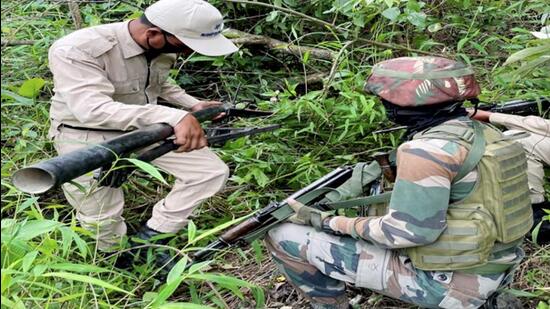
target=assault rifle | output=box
[477,97,549,116]
[373,97,549,134]
[188,155,392,268]
[192,166,355,264]
[12,105,279,194]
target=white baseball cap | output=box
[144,0,238,56]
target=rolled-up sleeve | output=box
[159,82,200,109]
[49,46,188,130]
[489,113,550,137]
[328,139,471,249]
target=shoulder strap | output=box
[453,120,486,184]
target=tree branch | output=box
[225,0,337,30]
[224,0,443,56]
[225,29,336,60]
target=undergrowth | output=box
[1,0,549,308]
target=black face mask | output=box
[382,100,469,140]
[145,32,186,56]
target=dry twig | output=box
[1,39,36,47]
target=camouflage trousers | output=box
[266,223,507,309]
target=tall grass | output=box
[2,0,548,307]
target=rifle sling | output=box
[320,191,393,209]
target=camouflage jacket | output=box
[328,118,520,263]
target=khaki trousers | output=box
[53,127,229,250]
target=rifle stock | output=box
[189,166,355,266]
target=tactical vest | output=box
[316,120,532,273]
[402,120,533,272]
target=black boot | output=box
[529,201,550,245]
[114,225,178,273]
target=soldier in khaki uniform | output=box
[48,0,238,266]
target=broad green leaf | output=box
[504,44,550,66]
[47,263,111,273]
[252,287,266,308]
[1,273,12,293]
[17,197,38,212]
[188,260,212,274]
[159,303,215,309]
[187,55,217,62]
[14,220,60,241]
[428,23,442,33]
[457,37,469,52]
[266,11,278,22]
[187,220,196,244]
[33,264,48,276]
[18,78,46,98]
[302,50,310,64]
[306,100,329,122]
[188,273,256,287]
[469,41,487,55]
[531,220,542,244]
[42,272,133,294]
[125,158,168,185]
[250,168,269,187]
[166,256,189,284]
[407,11,426,28]
[0,89,33,106]
[1,218,17,231]
[151,277,184,307]
[381,7,400,22]
[143,291,158,304]
[504,288,539,298]
[59,226,73,256]
[72,232,89,257]
[0,296,16,308]
[21,251,39,272]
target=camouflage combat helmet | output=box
[365,57,481,107]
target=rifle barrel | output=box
[478,97,549,116]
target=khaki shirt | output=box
[48,21,199,136]
[490,113,550,203]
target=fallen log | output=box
[225,29,336,61]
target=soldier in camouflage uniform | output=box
[266,57,531,309]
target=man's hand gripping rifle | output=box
[12,104,279,194]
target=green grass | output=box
[2,0,549,307]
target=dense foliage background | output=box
[1,0,549,308]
